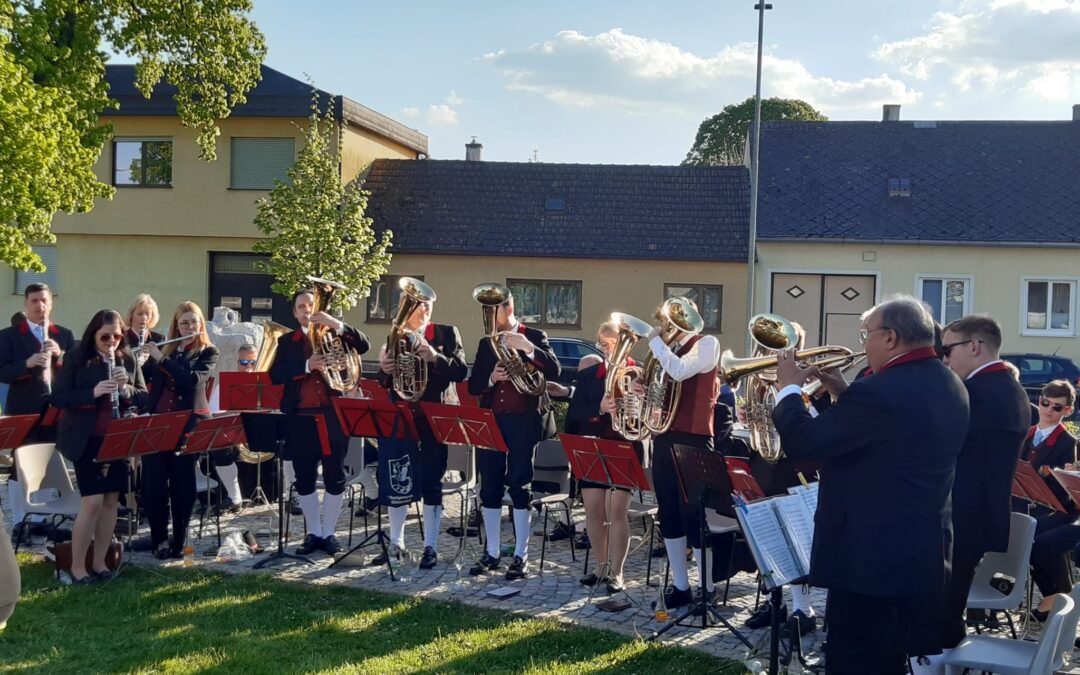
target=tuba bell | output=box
[387,276,437,402]
[604,312,654,441]
[307,276,363,393]
[472,283,546,397]
[640,297,705,436]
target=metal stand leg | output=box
[253,449,314,570]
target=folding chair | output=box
[12,444,81,553]
[945,592,1073,675]
[967,512,1038,639]
[442,443,480,544]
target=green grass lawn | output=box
[0,556,743,674]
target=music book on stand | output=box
[96,411,192,462]
[332,398,418,440]
[1051,468,1080,509]
[1012,460,1067,512]
[239,412,285,455]
[355,380,390,402]
[560,433,649,491]
[734,494,815,591]
[180,414,247,456]
[219,372,283,411]
[418,402,508,452]
[0,414,41,452]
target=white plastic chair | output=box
[13,443,81,553]
[944,592,1073,675]
[442,443,478,543]
[967,512,1038,638]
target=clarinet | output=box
[41,318,52,396]
[109,349,121,420]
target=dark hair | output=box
[1042,379,1077,407]
[874,296,935,346]
[944,315,1003,352]
[24,283,50,299]
[292,289,315,307]
[73,310,130,367]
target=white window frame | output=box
[914,274,974,325]
[1020,276,1078,337]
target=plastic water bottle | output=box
[183,544,194,567]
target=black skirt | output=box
[73,436,129,496]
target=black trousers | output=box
[141,450,197,551]
[826,589,924,675]
[478,411,541,510]
[287,407,347,496]
[940,543,983,649]
[1031,512,1080,597]
[652,430,713,547]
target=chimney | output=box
[465,137,483,161]
[1073,104,1080,122]
[882,104,901,122]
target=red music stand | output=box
[0,414,40,454]
[455,381,479,408]
[418,402,508,452]
[560,433,649,491]
[180,414,247,456]
[356,380,391,402]
[726,458,767,502]
[96,412,191,462]
[1012,460,1066,513]
[219,372,284,411]
[332,398,417,441]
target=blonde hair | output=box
[126,293,160,330]
[163,301,213,357]
[597,320,619,342]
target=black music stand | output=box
[181,414,247,553]
[242,412,313,569]
[649,444,752,649]
[328,398,419,577]
[561,433,649,613]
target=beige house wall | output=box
[757,241,1080,361]
[340,123,418,182]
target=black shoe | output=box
[466,509,481,528]
[289,496,303,516]
[419,546,438,569]
[469,552,501,576]
[91,569,114,582]
[322,535,342,555]
[651,544,667,558]
[781,610,817,638]
[215,499,242,515]
[540,521,574,541]
[295,533,323,556]
[691,587,718,614]
[606,578,626,594]
[745,603,784,629]
[579,572,604,587]
[10,522,32,546]
[1029,608,1049,623]
[153,547,172,561]
[71,574,97,586]
[652,585,693,611]
[371,546,400,566]
[575,532,592,550]
[505,555,528,581]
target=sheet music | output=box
[772,495,813,576]
[788,481,819,515]
[738,499,803,588]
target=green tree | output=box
[683,97,827,166]
[1,0,265,271]
[252,94,393,312]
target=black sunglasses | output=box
[1040,398,1067,413]
[940,339,981,358]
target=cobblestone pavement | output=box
[4,471,1079,673]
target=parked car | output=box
[1001,353,1080,415]
[549,337,604,385]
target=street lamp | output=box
[744,1,771,354]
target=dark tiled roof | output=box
[757,121,1080,244]
[103,65,427,154]
[363,159,749,261]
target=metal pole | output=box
[744,2,771,354]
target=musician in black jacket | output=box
[125,293,165,386]
[377,291,467,569]
[773,296,969,675]
[53,310,148,583]
[141,302,218,559]
[269,289,370,557]
[467,287,560,580]
[0,283,75,539]
[933,315,1030,661]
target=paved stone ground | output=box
[5,469,1079,673]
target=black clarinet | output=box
[109,349,121,420]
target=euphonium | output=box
[387,277,437,402]
[307,276,362,393]
[472,283,546,397]
[640,297,705,436]
[604,312,653,441]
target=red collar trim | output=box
[424,323,435,341]
[1027,423,1066,446]
[516,323,527,335]
[292,329,304,342]
[48,323,59,336]
[971,361,1010,378]
[875,347,939,374]
[18,320,29,334]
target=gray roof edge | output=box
[341,98,427,155]
[381,246,747,262]
[758,236,1080,248]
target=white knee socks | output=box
[387,504,408,549]
[692,547,715,592]
[321,492,343,539]
[665,537,690,591]
[423,505,442,550]
[216,463,242,504]
[513,508,531,560]
[482,507,501,557]
[298,491,321,536]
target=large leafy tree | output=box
[253,95,392,312]
[683,97,827,166]
[1,0,265,271]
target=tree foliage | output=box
[683,97,827,166]
[253,95,393,313]
[1,0,265,271]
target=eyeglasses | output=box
[941,339,980,358]
[178,320,200,329]
[98,334,123,342]
[1040,398,1067,412]
[238,359,256,366]
[858,326,892,344]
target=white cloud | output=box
[446,90,465,105]
[484,28,919,116]
[874,0,1080,98]
[399,104,459,126]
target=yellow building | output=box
[755,106,1080,370]
[4,65,427,331]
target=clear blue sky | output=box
[246,0,1080,164]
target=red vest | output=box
[669,335,720,437]
[297,339,332,409]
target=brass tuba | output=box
[604,312,653,441]
[307,276,363,393]
[387,277,437,402]
[472,283,546,397]
[721,313,862,462]
[237,319,291,464]
[640,297,705,436]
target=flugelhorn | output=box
[472,283,546,397]
[640,297,705,436]
[604,312,653,441]
[387,277,437,402]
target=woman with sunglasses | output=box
[141,302,218,559]
[52,310,148,583]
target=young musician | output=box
[377,290,468,569]
[125,294,165,386]
[467,287,560,580]
[53,310,148,583]
[564,319,641,594]
[645,299,721,610]
[0,283,76,540]
[269,289,370,556]
[205,343,258,512]
[141,302,218,559]
[930,316,1031,669]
